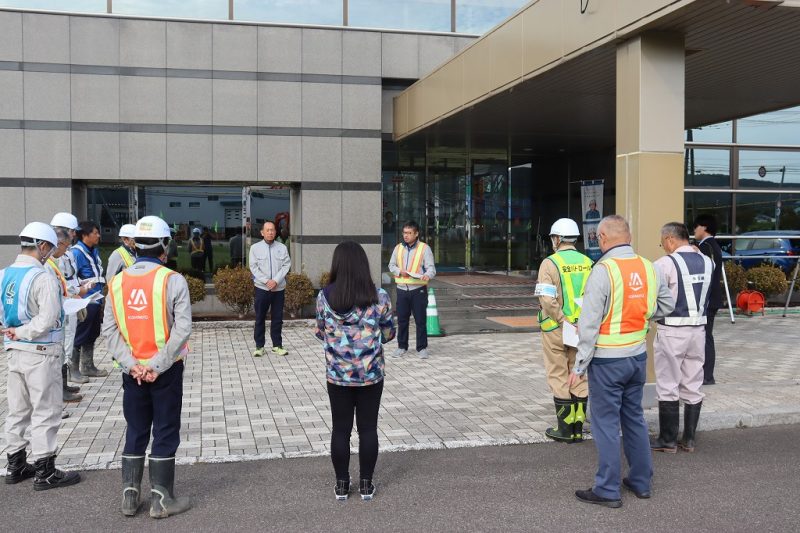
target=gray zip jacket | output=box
[249,240,291,291]
[574,244,675,375]
[102,261,192,375]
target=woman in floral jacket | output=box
[315,241,395,502]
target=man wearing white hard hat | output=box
[536,218,593,443]
[103,216,192,518]
[188,227,205,272]
[107,224,137,279]
[1,222,82,490]
[49,213,92,391]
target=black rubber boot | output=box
[62,364,82,403]
[650,400,680,453]
[33,455,81,491]
[80,345,108,378]
[148,456,191,519]
[121,455,146,516]
[62,364,80,393]
[4,449,36,485]
[68,347,89,384]
[679,402,702,453]
[572,395,588,442]
[545,397,576,443]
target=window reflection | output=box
[738,150,800,189]
[349,0,450,32]
[737,106,800,146]
[456,0,526,34]
[735,192,800,233]
[0,0,106,12]
[684,148,730,187]
[684,191,732,236]
[686,121,732,143]
[235,0,342,25]
[113,0,228,20]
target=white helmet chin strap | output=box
[134,237,170,252]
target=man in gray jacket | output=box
[249,221,291,357]
[569,215,674,507]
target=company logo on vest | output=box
[128,288,148,312]
[4,281,16,305]
[628,272,644,292]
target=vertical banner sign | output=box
[580,179,604,262]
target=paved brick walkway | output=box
[1,314,799,471]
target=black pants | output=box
[703,308,717,382]
[74,302,102,348]
[396,287,428,351]
[205,253,214,272]
[122,361,184,457]
[254,287,285,348]
[190,254,204,272]
[327,380,383,481]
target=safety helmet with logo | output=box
[118,224,137,239]
[50,212,80,230]
[134,216,172,251]
[549,218,581,238]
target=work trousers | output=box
[74,302,102,349]
[654,325,706,404]
[5,349,63,459]
[327,380,384,481]
[703,309,718,382]
[254,287,285,348]
[541,329,587,399]
[396,286,428,351]
[62,313,77,365]
[122,361,184,457]
[587,352,652,500]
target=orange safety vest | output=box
[109,266,174,363]
[394,242,429,285]
[596,255,658,349]
[46,258,68,297]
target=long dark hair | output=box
[328,241,378,312]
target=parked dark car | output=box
[729,231,800,274]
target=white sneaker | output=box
[417,349,429,359]
[391,348,407,358]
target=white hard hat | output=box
[549,218,581,237]
[50,212,79,230]
[192,227,201,234]
[118,224,137,238]
[20,221,58,247]
[134,216,171,240]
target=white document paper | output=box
[562,321,579,348]
[63,293,103,315]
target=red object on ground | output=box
[736,290,766,315]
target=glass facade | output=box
[236,0,342,26]
[0,0,106,12]
[685,104,800,237]
[350,0,451,32]
[113,0,228,19]
[455,0,527,35]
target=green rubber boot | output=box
[572,396,587,442]
[148,456,191,519]
[545,397,576,443]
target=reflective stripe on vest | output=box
[46,258,68,297]
[596,256,658,349]
[538,249,593,331]
[109,266,173,363]
[1,265,64,346]
[190,238,205,255]
[661,251,713,327]
[116,246,135,268]
[393,242,428,285]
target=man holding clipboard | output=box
[535,218,593,443]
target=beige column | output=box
[616,32,685,389]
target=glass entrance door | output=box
[469,159,509,271]
[426,151,468,271]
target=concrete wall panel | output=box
[120,76,166,123]
[258,26,301,73]
[24,186,71,224]
[121,132,166,181]
[70,16,119,66]
[302,137,341,181]
[22,13,69,63]
[167,77,212,125]
[167,21,212,70]
[0,11,22,61]
[213,23,257,71]
[382,33,418,79]
[342,138,380,182]
[343,31,381,77]
[213,79,257,126]
[23,72,70,122]
[0,188,25,234]
[258,135,301,182]
[213,135,257,182]
[258,81,301,128]
[0,71,23,120]
[342,84,381,131]
[71,74,119,123]
[120,19,166,68]
[0,129,23,178]
[24,130,71,179]
[418,35,454,78]
[72,131,120,180]
[301,190,341,235]
[302,28,341,75]
[167,133,212,181]
[342,190,381,235]
[301,83,341,129]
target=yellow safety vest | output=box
[595,256,658,348]
[116,246,135,268]
[46,258,68,297]
[537,249,593,332]
[393,242,429,285]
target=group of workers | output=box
[2,214,192,519]
[536,213,721,506]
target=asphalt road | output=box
[2,425,798,532]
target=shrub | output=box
[285,272,315,317]
[178,268,205,282]
[213,266,255,317]
[319,271,331,288]
[746,264,788,298]
[723,262,747,297]
[185,275,206,304]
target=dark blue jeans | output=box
[122,361,184,457]
[74,302,102,348]
[587,352,652,500]
[396,287,427,351]
[254,287,285,348]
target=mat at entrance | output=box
[436,274,535,287]
[486,316,538,328]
